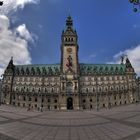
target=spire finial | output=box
[66,15,73,27]
[9,56,13,65]
[68,8,70,16]
[121,55,124,64]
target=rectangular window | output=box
[42,99,44,103]
[35,97,37,102]
[48,105,50,109]
[18,103,20,106]
[29,97,31,101]
[119,95,121,99]
[23,96,26,101]
[54,99,57,103]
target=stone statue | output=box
[66,55,72,67]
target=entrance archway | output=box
[67,97,73,110]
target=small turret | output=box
[125,57,132,68]
[120,55,124,64]
[7,57,14,70]
[3,57,15,105]
[66,15,73,28]
[125,57,134,73]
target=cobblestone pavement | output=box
[0,104,140,140]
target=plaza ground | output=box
[0,104,140,140]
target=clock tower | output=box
[61,15,79,75]
[60,15,80,110]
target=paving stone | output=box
[0,104,139,140]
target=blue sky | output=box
[0,0,140,75]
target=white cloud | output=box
[0,0,39,15]
[0,0,39,76]
[16,24,33,41]
[109,45,140,76]
[0,15,32,70]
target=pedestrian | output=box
[27,107,30,111]
[41,107,43,112]
[37,107,39,111]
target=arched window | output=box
[38,88,41,92]
[86,88,88,93]
[111,86,113,90]
[45,88,47,92]
[35,97,37,102]
[54,99,57,103]
[48,99,50,102]
[26,88,29,92]
[13,95,15,100]
[98,87,101,92]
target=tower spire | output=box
[61,15,79,75]
[66,15,73,28]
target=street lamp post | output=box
[41,93,43,111]
[137,77,140,102]
[39,89,43,112]
[138,77,140,101]
[107,85,109,109]
[96,85,99,111]
[0,79,2,105]
[95,76,99,111]
[0,74,4,105]
[96,90,98,111]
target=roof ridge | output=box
[79,63,125,65]
[16,64,60,66]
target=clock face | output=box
[67,48,72,53]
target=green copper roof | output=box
[14,63,127,76]
[79,63,126,75]
[15,64,60,76]
[16,64,60,68]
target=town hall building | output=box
[2,16,138,110]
